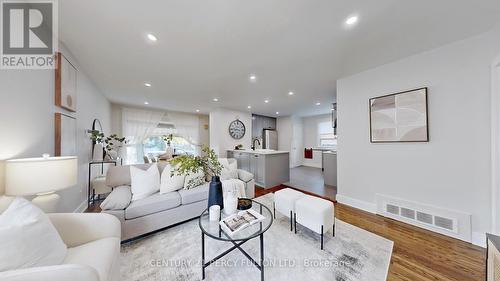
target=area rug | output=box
[121,193,393,281]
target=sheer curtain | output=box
[122,108,164,164]
[165,112,201,154]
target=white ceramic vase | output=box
[92,143,104,161]
[223,194,238,215]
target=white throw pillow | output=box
[0,197,67,272]
[130,164,160,201]
[219,158,239,180]
[160,164,186,194]
[184,170,206,190]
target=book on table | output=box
[219,209,266,236]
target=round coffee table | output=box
[198,200,273,281]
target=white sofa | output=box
[0,197,121,281]
[102,160,255,241]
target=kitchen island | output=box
[227,149,290,189]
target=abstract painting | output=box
[55,52,77,112]
[369,88,428,142]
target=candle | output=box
[209,205,220,221]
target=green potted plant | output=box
[104,134,127,160]
[170,145,223,209]
[88,129,105,161]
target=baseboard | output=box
[336,194,377,214]
[471,232,486,248]
[73,199,87,213]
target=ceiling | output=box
[59,0,500,117]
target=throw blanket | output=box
[221,179,246,199]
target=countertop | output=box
[227,149,289,155]
[323,151,337,155]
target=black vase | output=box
[208,176,224,209]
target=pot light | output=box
[249,74,257,82]
[147,33,158,42]
[264,99,269,103]
[288,91,294,96]
[345,16,359,26]
[144,101,149,105]
[276,112,280,115]
[247,105,252,109]
[316,102,321,106]
[212,98,219,102]
[196,109,200,113]
[144,82,152,87]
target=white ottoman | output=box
[295,195,335,250]
[91,176,112,202]
[273,188,306,231]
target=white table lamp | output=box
[5,154,77,212]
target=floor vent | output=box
[416,212,433,224]
[376,194,472,242]
[386,204,399,215]
[401,208,415,219]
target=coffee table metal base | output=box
[201,232,265,281]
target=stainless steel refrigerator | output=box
[263,129,278,150]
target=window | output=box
[143,123,197,157]
[318,121,337,148]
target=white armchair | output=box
[0,212,121,281]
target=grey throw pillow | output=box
[100,186,132,210]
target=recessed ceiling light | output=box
[144,101,149,105]
[147,33,158,42]
[264,99,269,103]
[276,112,279,115]
[247,105,252,109]
[144,82,152,87]
[345,16,359,26]
[249,74,257,82]
[316,102,321,106]
[196,109,200,113]
[331,108,334,111]
[213,98,219,102]
[288,91,294,96]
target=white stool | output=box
[91,176,112,202]
[273,188,306,231]
[295,195,335,250]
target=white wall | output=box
[210,108,252,157]
[337,27,500,244]
[302,114,333,168]
[277,116,304,168]
[0,42,111,212]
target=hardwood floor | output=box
[255,185,486,281]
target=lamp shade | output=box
[5,156,77,196]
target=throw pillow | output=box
[0,197,67,271]
[130,164,160,201]
[160,164,186,194]
[219,158,239,180]
[184,170,206,190]
[100,186,132,210]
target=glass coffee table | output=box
[198,200,273,281]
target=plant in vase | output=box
[162,134,174,159]
[170,145,224,209]
[104,134,127,160]
[88,130,105,161]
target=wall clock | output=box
[229,119,246,139]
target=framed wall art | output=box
[369,88,429,143]
[55,52,77,112]
[55,113,77,156]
